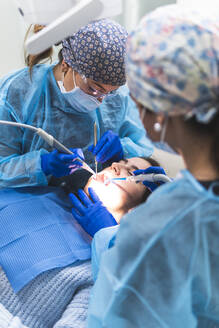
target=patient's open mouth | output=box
[92,172,112,185]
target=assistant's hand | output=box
[69,187,118,237]
[88,130,123,163]
[41,148,84,177]
[133,166,166,192]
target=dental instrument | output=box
[105,174,172,184]
[15,0,122,55]
[0,120,95,175]
[94,122,98,174]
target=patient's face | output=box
[84,157,151,217]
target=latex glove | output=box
[69,187,118,237]
[88,130,123,163]
[41,148,84,177]
[133,166,166,192]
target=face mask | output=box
[154,141,177,154]
[57,76,101,113]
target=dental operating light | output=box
[15,0,123,55]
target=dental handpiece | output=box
[94,122,98,174]
[107,174,172,184]
[0,120,95,176]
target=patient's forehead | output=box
[119,157,151,170]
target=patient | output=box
[0,156,159,328]
[84,157,156,223]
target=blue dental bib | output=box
[0,187,91,292]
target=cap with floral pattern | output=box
[62,18,128,86]
[126,5,219,123]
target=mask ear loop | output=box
[160,116,168,143]
[72,70,77,88]
[140,108,146,122]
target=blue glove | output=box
[88,130,123,163]
[133,166,166,192]
[41,148,84,177]
[69,187,118,237]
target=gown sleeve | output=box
[91,225,119,281]
[87,182,204,328]
[118,92,154,158]
[0,102,48,187]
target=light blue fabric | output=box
[153,141,177,154]
[0,187,91,292]
[0,64,153,188]
[91,226,118,281]
[58,79,101,112]
[0,261,93,328]
[87,170,219,327]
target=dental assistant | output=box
[0,19,153,188]
[71,6,219,327]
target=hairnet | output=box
[126,5,219,123]
[62,19,128,86]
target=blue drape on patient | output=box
[0,187,91,292]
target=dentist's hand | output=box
[88,130,123,163]
[69,187,118,237]
[41,148,84,177]
[133,166,166,192]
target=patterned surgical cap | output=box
[62,18,128,86]
[126,5,219,123]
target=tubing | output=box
[0,120,95,175]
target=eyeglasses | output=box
[87,84,117,98]
[80,75,117,99]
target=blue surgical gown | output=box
[91,225,118,281]
[0,65,153,188]
[87,170,219,327]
